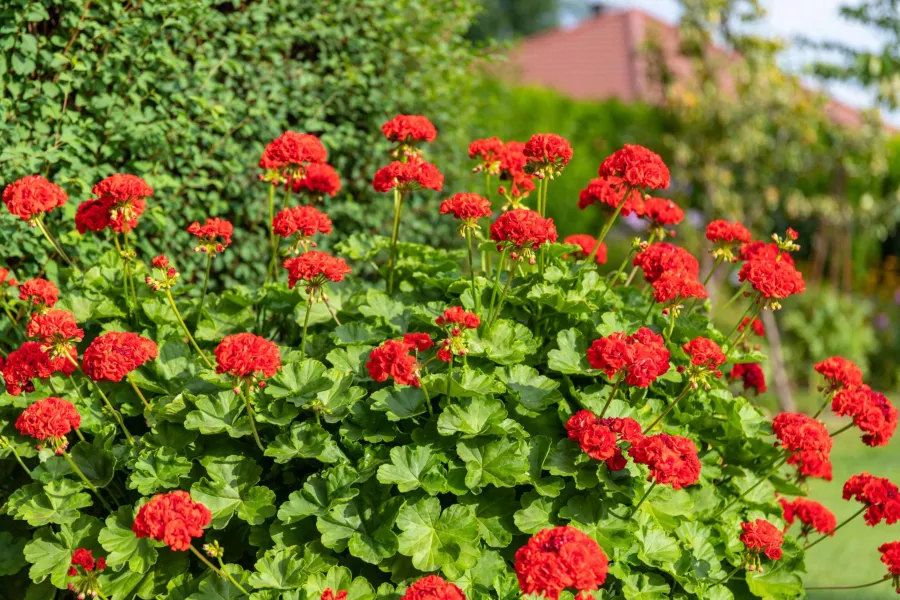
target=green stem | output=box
[804,506,866,550]
[322,295,342,326]
[607,247,635,287]
[590,193,629,262]
[387,188,404,294]
[446,357,453,399]
[713,564,744,586]
[829,422,855,438]
[1,296,18,327]
[266,183,278,281]
[714,456,788,518]
[34,215,75,268]
[421,381,433,417]
[725,302,757,343]
[728,304,764,354]
[165,290,214,369]
[96,590,111,600]
[487,248,508,318]
[631,481,657,516]
[216,555,252,596]
[466,229,480,313]
[127,373,152,411]
[114,235,131,311]
[74,427,86,442]
[122,228,138,311]
[642,301,655,325]
[64,354,135,446]
[722,283,748,310]
[196,252,212,327]
[643,383,693,434]
[282,178,292,210]
[703,256,724,287]
[63,450,114,512]
[598,374,624,418]
[299,297,313,363]
[489,264,515,328]
[8,445,32,477]
[240,385,265,452]
[805,576,890,590]
[813,391,836,419]
[189,545,251,596]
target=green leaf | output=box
[371,386,427,420]
[458,491,518,548]
[439,370,506,397]
[187,566,251,599]
[636,521,681,566]
[527,435,566,497]
[547,328,592,374]
[248,546,334,590]
[265,360,333,405]
[24,515,101,587]
[497,365,563,411]
[332,323,383,345]
[278,466,360,523]
[9,480,92,526]
[469,319,538,365]
[644,486,695,531]
[745,568,804,598]
[0,532,27,576]
[396,497,479,572]
[184,391,252,438]
[304,565,376,600]
[617,569,671,600]
[316,485,402,564]
[265,421,346,464]
[69,440,117,487]
[377,445,445,493]
[358,291,409,332]
[457,437,529,490]
[191,456,276,527]
[438,396,508,437]
[558,495,637,553]
[127,447,193,495]
[99,505,159,572]
[514,491,558,534]
[326,345,371,376]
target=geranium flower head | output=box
[400,575,465,600]
[321,589,348,600]
[214,333,282,381]
[439,193,492,231]
[843,473,900,526]
[291,163,342,198]
[0,267,15,289]
[772,413,831,453]
[372,156,444,193]
[381,115,437,144]
[815,356,863,391]
[82,332,158,382]
[2,341,76,396]
[18,278,59,310]
[740,519,784,562]
[90,173,152,233]
[633,243,700,284]
[639,197,684,228]
[523,133,573,176]
[2,175,68,221]
[739,257,806,305]
[490,209,557,264]
[832,385,898,447]
[587,328,670,387]
[788,449,833,481]
[566,411,641,470]
[402,333,434,352]
[739,241,795,265]
[15,397,80,453]
[514,526,609,600]
[273,206,333,253]
[283,251,351,291]
[187,217,233,255]
[598,144,670,190]
[563,234,607,265]
[681,337,726,383]
[706,220,752,261]
[469,137,505,174]
[75,199,112,234]
[728,363,767,394]
[628,433,701,489]
[781,498,837,537]
[880,542,900,577]
[496,141,536,202]
[366,339,420,387]
[577,176,644,215]
[27,309,84,354]
[259,131,328,174]
[738,317,765,337]
[132,490,212,551]
[651,269,707,305]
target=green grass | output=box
[803,426,900,599]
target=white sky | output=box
[589,0,893,120]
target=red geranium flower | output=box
[381,115,437,144]
[815,356,863,391]
[283,251,351,290]
[788,450,833,481]
[469,137,505,175]
[187,217,233,254]
[577,176,644,216]
[706,220,752,245]
[69,548,106,576]
[435,306,480,330]
[82,331,158,382]
[598,144,670,190]
[15,397,80,452]
[490,209,558,263]
[434,307,479,362]
[739,257,806,302]
[2,341,77,396]
[728,363,767,394]
[563,234,607,265]
[403,333,434,352]
[832,385,898,447]
[273,206,333,252]
[2,175,68,221]
[321,590,348,600]
[628,433,701,489]
[587,328,670,387]
[683,337,726,371]
[372,157,444,193]
[132,490,212,551]
[514,526,609,600]
[566,411,642,470]
[291,163,342,198]
[772,413,831,453]
[259,131,328,172]
[27,309,84,351]
[523,133,573,173]
[739,241,795,265]
[740,519,784,561]
[738,317,765,337]
[0,267,15,289]
[215,333,282,380]
[91,174,153,233]
[780,497,837,536]
[75,199,111,234]
[439,193,492,222]
[651,269,708,304]
[18,278,59,309]
[633,243,700,283]
[843,473,900,526]
[366,339,420,387]
[400,575,465,600]
[638,197,684,227]
[879,542,900,576]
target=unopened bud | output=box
[259,381,266,389]
[233,387,241,395]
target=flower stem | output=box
[122,228,138,312]
[642,301,655,325]
[322,294,342,326]
[196,252,212,327]
[488,263,515,328]
[624,231,657,287]
[812,391,836,419]
[165,290,214,369]
[446,357,453,399]
[829,422,855,438]
[630,481,657,516]
[722,283,748,311]
[703,256,724,287]
[189,545,251,596]
[8,445,32,478]
[216,555,252,596]
[266,183,278,281]
[1,296,18,327]
[127,373,152,411]
[466,229,480,313]
[421,381,433,417]
[74,427,86,442]
[590,195,629,262]
[34,215,75,268]
[805,576,890,590]
[598,375,623,418]
[804,506,866,550]
[487,248,508,318]
[64,354,136,446]
[643,383,693,434]
[113,235,132,312]
[62,450,114,512]
[712,564,744,586]
[607,247,635,288]
[714,455,788,518]
[728,305,764,358]
[240,385,265,452]
[387,188,405,294]
[299,296,313,363]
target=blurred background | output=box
[2,0,900,594]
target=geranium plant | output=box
[1,120,897,600]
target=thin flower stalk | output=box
[240,384,265,452]
[598,374,624,418]
[266,182,278,280]
[126,373,152,411]
[630,481,657,517]
[34,215,75,268]
[387,188,405,294]
[63,353,135,446]
[299,296,313,363]
[643,383,693,434]
[466,229,480,313]
[488,263,516,328]
[62,450,114,512]
[0,437,32,478]
[165,290,214,369]
[196,252,212,327]
[714,456,788,518]
[803,506,867,550]
[188,545,251,596]
[805,577,890,591]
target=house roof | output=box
[504,7,873,129]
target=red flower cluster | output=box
[434,307,479,362]
[372,157,444,193]
[738,317,765,337]
[259,131,327,171]
[739,241,795,265]
[773,412,833,480]
[739,257,806,301]
[74,199,112,234]
[366,339,421,387]
[68,548,106,576]
[15,397,80,449]
[187,217,233,253]
[832,385,898,447]
[2,175,68,221]
[400,575,465,600]
[628,433,701,489]
[706,220,752,245]
[740,519,784,561]
[879,542,900,576]
[639,197,683,226]
[728,363,767,394]
[85,173,154,233]
[215,333,282,380]
[496,140,537,198]
[490,209,558,260]
[469,137,505,173]
[815,356,863,391]
[843,473,900,526]
[291,162,342,197]
[132,490,212,551]
[2,342,77,395]
[577,176,643,216]
[587,328,670,387]
[435,306,480,329]
[381,115,437,144]
[283,251,351,290]
[0,267,16,289]
[633,243,700,284]
[439,193,492,222]
[523,133,573,170]
[321,589,348,600]
[651,269,707,304]
[273,206,333,240]
[18,278,59,308]
[566,410,642,470]
[598,144,670,190]
[514,526,609,600]
[403,333,434,352]
[26,309,84,348]
[683,337,726,371]
[780,497,837,535]
[82,332,158,382]
[563,234,607,265]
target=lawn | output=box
[804,425,900,599]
